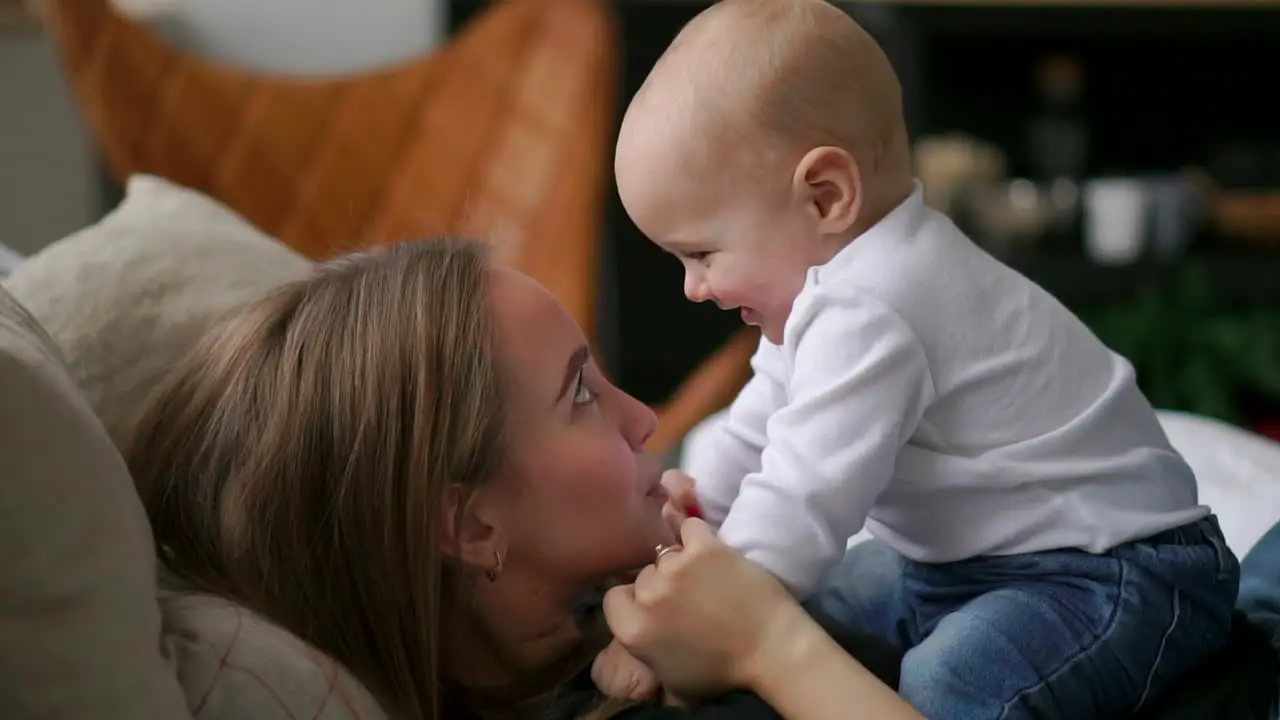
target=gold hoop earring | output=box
[485,549,505,582]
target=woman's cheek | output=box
[592,453,635,503]
[587,446,641,509]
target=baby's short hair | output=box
[648,0,906,158]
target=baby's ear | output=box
[793,145,862,235]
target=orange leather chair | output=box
[41,0,756,453]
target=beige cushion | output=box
[162,589,386,719]
[3,174,314,448]
[0,288,192,719]
[5,175,387,719]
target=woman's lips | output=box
[645,479,669,502]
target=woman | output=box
[128,239,921,719]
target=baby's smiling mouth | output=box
[709,299,761,326]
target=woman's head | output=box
[128,239,666,717]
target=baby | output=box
[597,0,1240,717]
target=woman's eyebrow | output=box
[555,345,591,404]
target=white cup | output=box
[1084,178,1148,266]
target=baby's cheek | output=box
[734,271,783,309]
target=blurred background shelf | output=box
[482,1,1280,430]
[625,0,1280,5]
[1003,249,1280,307]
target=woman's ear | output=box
[440,484,505,572]
[792,146,863,236]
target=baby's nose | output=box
[683,272,712,303]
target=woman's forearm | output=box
[744,609,924,720]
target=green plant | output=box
[1084,266,1280,425]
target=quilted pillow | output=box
[3,174,313,448]
[161,587,385,720]
[4,175,389,719]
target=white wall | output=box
[0,30,100,254]
[0,0,443,255]
[146,0,443,75]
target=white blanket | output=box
[1158,411,1280,558]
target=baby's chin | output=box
[760,320,786,344]
[756,306,795,344]
[734,304,784,341]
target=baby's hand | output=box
[592,638,661,701]
[661,469,703,532]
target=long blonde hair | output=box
[129,240,512,718]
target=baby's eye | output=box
[573,369,597,405]
[684,251,712,263]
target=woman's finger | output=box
[602,582,635,611]
[633,562,669,606]
[654,542,683,567]
[602,583,639,638]
[634,563,660,588]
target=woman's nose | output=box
[617,388,658,450]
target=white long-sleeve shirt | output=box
[688,184,1207,596]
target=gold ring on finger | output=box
[655,543,681,561]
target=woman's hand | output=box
[602,518,806,700]
[604,518,924,719]
[592,639,661,701]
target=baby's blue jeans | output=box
[806,515,1239,720]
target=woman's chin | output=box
[647,511,678,545]
[620,503,676,567]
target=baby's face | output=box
[617,145,819,345]
[609,121,829,345]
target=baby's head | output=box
[616,0,913,343]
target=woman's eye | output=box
[573,370,597,405]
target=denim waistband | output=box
[1139,514,1235,581]
[1144,514,1222,547]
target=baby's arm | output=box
[683,340,788,526]
[717,292,933,596]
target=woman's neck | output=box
[443,571,607,700]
